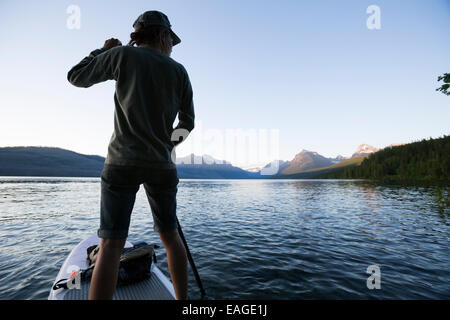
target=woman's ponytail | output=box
[127,26,170,50]
[128,31,139,46]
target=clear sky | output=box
[0,0,449,168]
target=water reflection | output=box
[0,178,449,299]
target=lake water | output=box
[0,177,449,300]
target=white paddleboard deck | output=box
[48,234,176,300]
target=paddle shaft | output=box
[176,216,206,299]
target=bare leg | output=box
[88,238,126,300]
[159,230,188,300]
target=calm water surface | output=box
[0,178,449,299]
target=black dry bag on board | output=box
[85,242,159,285]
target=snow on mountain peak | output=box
[352,144,380,158]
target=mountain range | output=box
[0,143,400,179]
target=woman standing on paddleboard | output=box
[67,10,195,300]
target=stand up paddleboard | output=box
[48,234,176,300]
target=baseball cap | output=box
[133,10,181,46]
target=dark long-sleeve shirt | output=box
[67,45,195,169]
